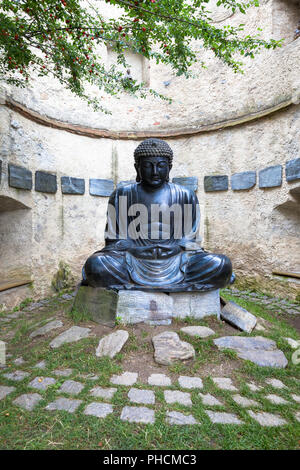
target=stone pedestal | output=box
[116,291,172,325]
[170,290,220,319]
[72,286,221,326]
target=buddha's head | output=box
[134,138,173,188]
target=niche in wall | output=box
[0,196,32,287]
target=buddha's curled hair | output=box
[134,138,173,166]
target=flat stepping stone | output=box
[90,386,117,400]
[221,301,257,333]
[49,326,91,349]
[295,411,300,423]
[152,331,195,366]
[214,336,288,368]
[164,390,192,407]
[120,406,155,424]
[0,385,15,400]
[128,388,155,405]
[291,394,300,403]
[265,378,287,389]
[283,337,300,349]
[33,361,47,369]
[232,394,260,407]
[83,402,113,418]
[110,371,138,386]
[246,382,263,392]
[13,393,42,411]
[45,397,82,413]
[58,380,84,395]
[29,376,56,391]
[265,394,290,405]
[178,376,203,389]
[248,410,287,426]
[14,357,25,365]
[3,370,30,381]
[53,368,73,377]
[79,373,98,381]
[166,411,198,425]
[205,410,242,424]
[212,377,237,391]
[198,393,223,406]
[148,373,171,387]
[96,330,129,358]
[29,320,63,339]
[180,326,215,338]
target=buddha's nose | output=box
[152,165,158,176]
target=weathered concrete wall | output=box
[0,0,299,308]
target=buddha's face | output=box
[136,155,171,188]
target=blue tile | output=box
[89,179,114,197]
[259,165,282,188]
[61,177,85,195]
[172,177,198,192]
[204,175,228,192]
[286,158,300,182]
[35,171,57,194]
[231,171,256,191]
[8,164,32,190]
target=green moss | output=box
[51,261,75,293]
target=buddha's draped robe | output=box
[83,183,232,291]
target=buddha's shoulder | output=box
[109,182,137,198]
[168,182,196,199]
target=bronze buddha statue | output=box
[82,138,234,291]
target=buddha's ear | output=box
[134,163,141,182]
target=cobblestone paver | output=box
[265,394,290,405]
[248,410,288,426]
[29,376,56,391]
[265,378,287,389]
[90,386,117,400]
[0,385,15,400]
[120,406,155,424]
[164,390,192,406]
[205,410,243,424]
[198,393,223,406]
[3,370,30,381]
[128,388,155,405]
[45,397,82,413]
[110,371,138,386]
[58,380,84,395]
[13,393,42,411]
[232,394,261,408]
[246,382,262,392]
[212,377,238,391]
[83,402,113,418]
[148,373,171,386]
[178,376,203,389]
[166,411,198,425]
[53,368,73,377]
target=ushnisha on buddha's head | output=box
[134,138,173,188]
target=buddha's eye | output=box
[142,162,152,168]
[158,162,167,168]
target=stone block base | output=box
[170,290,220,319]
[72,286,220,326]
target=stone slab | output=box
[265,394,289,405]
[128,388,155,405]
[232,394,260,407]
[246,382,263,392]
[110,371,138,386]
[90,386,117,400]
[49,326,91,349]
[172,177,198,192]
[58,380,84,395]
[3,370,30,381]
[35,171,57,193]
[265,378,287,389]
[205,410,242,424]
[14,357,25,365]
[29,320,63,338]
[45,397,82,413]
[214,336,288,368]
[164,390,192,406]
[283,337,300,349]
[180,326,215,338]
[29,376,56,391]
[117,290,173,325]
[291,394,300,403]
[295,411,300,423]
[178,376,203,389]
[84,402,113,418]
[72,286,117,327]
[96,330,129,358]
[53,368,73,377]
[248,411,287,426]
[259,165,282,188]
[13,393,42,411]
[0,385,15,400]
[198,393,223,406]
[166,411,198,425]
[33,361,47,370]
[8,164,32,190]
[212,377,237,391]
[120,406,155,424]
[221,301,257,333]
[61,176,85,195]
[152,331,195,365]
[286,158,300,182]
[148,373,171,387]
[89,178,114,197]
[231,171,256,191]
[204,175,228,192]
[171,290,220,319]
